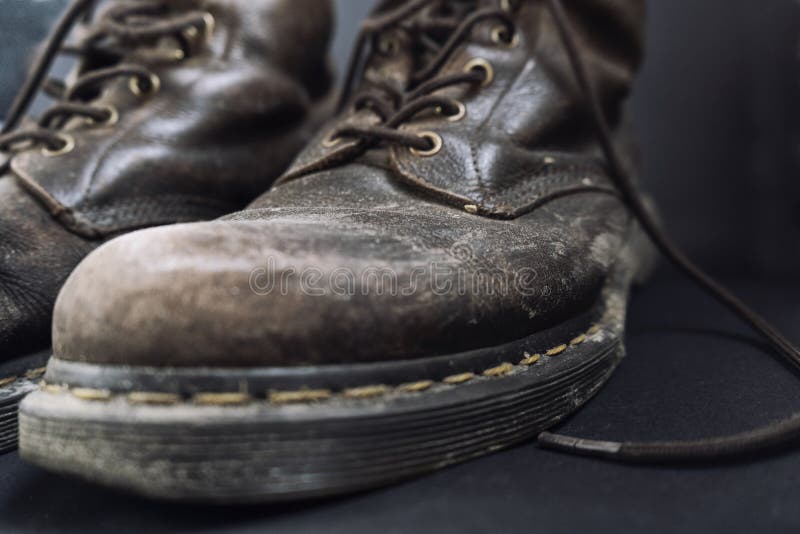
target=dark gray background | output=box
[1,1,800,533]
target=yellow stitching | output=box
[127,392,182,405]
[269,389,332,404]
[570,334,587,346]
[55,323,606,405]
[0,376,17,387]
[520,353,541,366]
[397,380,434,393]
[443,372,475,384]
[344,385,391,399]
[483,362,514,377]
[0,365,50,388]
[193,392,252,405]
[72,388,112,401]
[24,367,47,379]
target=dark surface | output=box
[1,0,799,532]
[2,275,800,533]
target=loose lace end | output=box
[538,432,623,458]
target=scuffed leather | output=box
[53,0,646,367]
[0,177,94,358]
[54,166,628,366]
[1,0,333,362]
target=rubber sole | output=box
[19,224,653,503]
[0,351,49,454]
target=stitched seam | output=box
[489,161,607,205]
[470,140,489,203]
[38,323,606,406]
[0,366,47,388]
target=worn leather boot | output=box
[20,0,648,500]
[0,0,333,453]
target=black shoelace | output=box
[314,0,800,463]
[0,0,212,169]
[539,0,800,462]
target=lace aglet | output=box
[538,432,624,458]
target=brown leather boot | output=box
[0,0,334,453]
[22,0,648,499]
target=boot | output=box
[0,0,334,453]
[21,0,680,501]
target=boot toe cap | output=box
[53,199,623,368]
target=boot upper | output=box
[6,0,333,237]
[0,0,333,359]
[281,0,644,217]
[52,0,647,368]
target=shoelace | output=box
[0,0,213,167]
[323,0,800,463]
[540,0,800,462]
[326,0,513,152]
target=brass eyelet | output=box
[500,0,518,12]
[409,131,443,157]
[128,73,161,97]
[202,12,216,40]
[322,132,343,148]
[378,35,400,56]
[464,58,494,87]
[41,133,75,157]
[182,13,215,42]
[491,25,519,48]
[441,100,466,122]
[92,105,119,127]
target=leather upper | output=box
[1,0,333,360]
[9,0,333,236]
[283,0,644,217]
[52,0,646,368]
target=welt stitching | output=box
[0,366,47,388]
[37,324,605,406]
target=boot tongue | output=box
[361,0,486,96]
[280,0,494,179]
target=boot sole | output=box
[0,351,50,454]
[19,223,654,503]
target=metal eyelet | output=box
[409,131,443,157]
[378,35,401,56]
[440,100,466,122]
[464,58,494,87]
[491,25,519,48]
[91,105,119,127]
[41,133,75,157]
[202,12,216,40]
[500,0,518,12]
[322,132,343,148]
[128,73,161,97]
[184,12,216,41]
